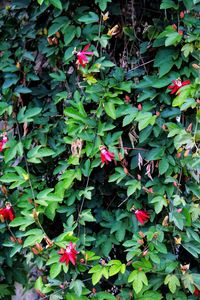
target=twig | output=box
[126,59,154,74]
[118,196,130,207]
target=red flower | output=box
[100,146,115,164]
[168,79,191,95]
[76,44,93,67]
[0,202,15,221]
[0,134,8,152]
[194,287,199,296]
[134,210,150,224]
[58,242,78,266]
[180,11,185,19]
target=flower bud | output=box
[138,231,145,238]
[80,258,85,264]
[35,243,43,252]
[184,149,190,157]
[10,236,17,243]
[137,239,144,245]
[192,64,200,70]
[142,250,148,256]
[31,247,39,255]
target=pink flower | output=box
[0,134,8,152]
[100,146,115,164]
[134,210,150,224]
[76,44,93,67]
[58,242,78,266]
[0,202,15,221]
[168,79,190,95]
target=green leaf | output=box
[64,107,87,122]
[10,244,22,257]
[92,270,103,285]
[125,180,141,196]
[136,112,156,131]
[37,148,55,157]
[78,12,99,24]
[154,48,176,77]
[0,173,21,183]
[49,0,63,10]
[104,102,116,119]
[23,234,44,248]
[46,254,60,266]
[159,157,169,175]
[123,107,138,126]
[64,28,76,46]
[164,274,180,293]
[150,196,168,214]
[182,242,200,258]
[49,70,66,81]
[183,0,194,9]
[64,47,74,62]
[96,292,116,300]
[34,276,43,292]
[2,77,19,89]
[17,107,42,123]
[109,264,121,276]
[160,0,178,9]
[70,280,84,297]
[165,32,182,47]
[79,209,96,225]
[146,147,165,161]
[50,263,62,279]
[9,217,35,230]
[95,0,111,11]
[181,44,194,57]
[48,17,68,36]
[14,86,32,94]
[128,270,148,294]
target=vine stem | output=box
[76,122,99,237]
[6,222,17,240]
[15,121,52,242]
[115,146,148,151]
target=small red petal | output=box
[82,44,91,52]
[181,80,191,86]
[194,287,199,296]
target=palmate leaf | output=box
[0,284,11,298]
[128,270,148,294]
[164,274,180,293]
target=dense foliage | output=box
[0,0,200,299]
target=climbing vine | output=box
[0,0,199,299]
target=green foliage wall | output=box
[0,0,199,299]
